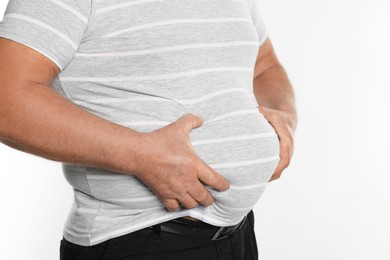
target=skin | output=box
[253,37,297,182]
[0,35,296,214]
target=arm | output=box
[0,38,141,174]
[0,38,229,210]
[252,37,298,182]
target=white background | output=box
[1,0,389,259]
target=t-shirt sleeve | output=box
[0,0,92,71]
[248,0,268,47]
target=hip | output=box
[59,210,258,260]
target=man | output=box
[0,0,297,259]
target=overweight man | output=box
[0,0,297,259]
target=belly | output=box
[184,90,280,223]
[62,88,280,224]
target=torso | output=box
[57,0,279,246]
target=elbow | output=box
[0,109,10,140]
[0,99,7,139]
[0,93,17,140]
[0,82,26,140]
[0,108,23,150]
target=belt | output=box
[149,215,247,241]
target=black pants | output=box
[59,210,258,260]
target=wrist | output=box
[106,126,146,176]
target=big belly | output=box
[184,92,280,223]
[62,89,280,225]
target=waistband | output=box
[149,214,248,241]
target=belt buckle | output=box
[211,215,247,241]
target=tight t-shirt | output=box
[0,0,280,246]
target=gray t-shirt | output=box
[0,0,280,246]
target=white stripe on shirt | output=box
[4,13,78,49]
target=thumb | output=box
[178,113,204,133]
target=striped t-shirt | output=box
[0,0,280,246]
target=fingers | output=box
[155,113,231,211]
[272,122,294,180]
[197,159,230,191]
[268,158,284,182]
[259,106,295,183]
[261,106,295,159]
[162,186,212,211]
[187,181,214,207]
[162,190,207,211]
[269,141,293,180]
[162,198,180,212]
[178,193,199,209]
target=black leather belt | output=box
[149,216,247,241]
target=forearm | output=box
[253,63,297,130]
[0,83,142,175]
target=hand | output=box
[132,113,230,212]
[258,106,296,182]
